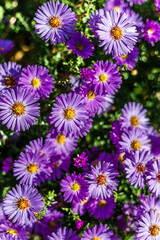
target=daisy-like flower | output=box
[86,161,119,199]
[136,210,160,239]
[2,157,13,173]
[49,92,89,136]
[60,172,88,202]
[155,0,160,11]
[0,39,14,54]
[146,160,160,197]
[74,152,88,168]
[114,47,139,70]
[143,19,160,46]
[104,0,129,13]
[3,184,44,226]
[0,87,40,132]
[48,227,80,240]
[34,0,77,45]
[46,127,78,156]
[125,150,153,188]
[81,223,116,240]
[119,127,151,152]
[120,102,149,130]
[92,60,122,95]
[67,32,94,59]
[0,62,21,92]
[19,65,54,100]
[14,151,51,186]
[86,196,116,220]
[76,219,84,230]
[126,0,147,7]
[96,10,138,56]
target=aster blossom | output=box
[86,161,119,199]
[19,65,54,100]
[96,10,138,56]
[0,39,14,54]
[67,32,94,59]
[3,184,44,226]
[104,0,129,13]
[34,0,77,45]
[0,87,40,132]
[48,227,80,240]
[143,19,160,46]
[74,152,89,168]
[49,92,89,136]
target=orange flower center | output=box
[136,163,145,172]
[111,26,122,40]
[157,172,160,182]
[11,102,25,116]
[63,108,75,120]
[96,174,107,185]
[131,140,141,151]
[27,163,39,173]
[4,75,17,88]
[56,134,66,144]
[92,237,100,240]
[130,116,139,127]
[49,17,61,28]
[98,200,107,208]
[150,224,160,236]
[17,197,30,210]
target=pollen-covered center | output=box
[111,26,122,40]
[121,54,128,59]
[17,197,30,210]
[92,237,100,240]
[57,134,66,144]
[96,174,107,185]
[11,102,25,116]
[31,77,41,88]
[98,200,107,208]
[76,43,84,51]
[4,75,17,88]
[148,28,153,35]
[119,152,125,163]
[130,116,139,127]
[63,108,75,120]
[131,140,141,151]
[49,16,61,28]
[71,182,80,191]
[7,228,18,236]
[87,91,96,99]
[27,163,39,173]
[136,163,145,172]
[150,224,160,236]
[81,198,88,204]
[99,73,108,82]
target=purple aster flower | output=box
[3,184,44,226]
[19,65,54,100]
[0,62,21,92]
[81,223,116,240]
[49,92,89,136]
[119,127,151,152]
[92,60,122,95]
[96,10,138,56]
[120,102,149,130]
[143,19,160,46]
[67,32,94,59]
[125,150,153,188]
[2,157,13,173]
[88,9,105,37]
[104,0,129,13]
[0,39,14,54]
[114,47,139,70]
[86,161,119,199]
[80,67,95,85]
[72,197,88,216]
[0,220,29,239]
[60,172,89,202]
[46,127,78,156]
[86,196,116,220]
[155,0,160,11]
[34,0,77,45]
[0,87,40,132]
[97,93,114,115]
[74,152,89,168]
[76,219,84,230]
[135,210,160,239]
[126,0,147,7]
[14,151,51,186]
[146,160,160,197]
[48,227,80,240]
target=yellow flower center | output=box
[98,200,107,208]
[31,77,41,88]
[76,43,84,51]
[148,28,153,35]
[56,134,66,144]
[99,73,108,82]
[81,198,88,204]
[113,6,120,12]
[63,108,75,120]
[4,76,17,88]
[7,228,18,236]
[96,174,107,185]
[92,237,100,240]
[121,54,128,59]
[17,197,30,210]
[130,116,139,127]
[136,163,146,172]
[119,152,125,163]
[71,182,80,191]
[131,140,141,151]
[27,163,39,173]
[150,224,160,236]
[49,17,61,28]
[111,26,122,40]
[11,102,25,116]
[87,91,96,99]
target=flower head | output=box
[0,39,14,54]
[74,152,89,168]
[48,227,79,240]
[104,0,129,13]
[155,0,160,11]
[143,19,160,46]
